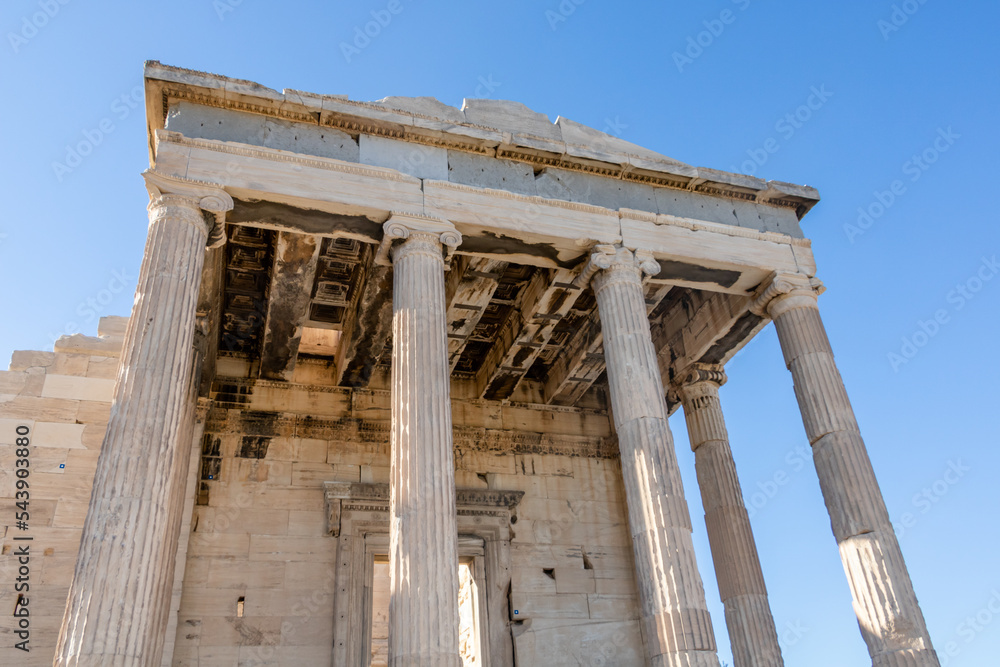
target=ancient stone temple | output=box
[0,61,940,666]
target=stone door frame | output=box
[324,482,522,666]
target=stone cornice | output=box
[323,482,524,536]
[324,482,524,510]
[144,61,820,218]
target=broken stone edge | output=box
[143,61,820,219]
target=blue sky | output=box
[2,1,998,664]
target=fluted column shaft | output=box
[590,246,719,667]
[678,367,783,667]
[386,220,463,667]
[756,274,939,667]
[55,183,230,666]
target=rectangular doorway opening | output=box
[369,549,485,666]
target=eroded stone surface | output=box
[360,134,449,181]
[590,246,720,667]
[55,185,229,666]
[755,274,940,667]
[387,219,462,667]
[166,101,360,162]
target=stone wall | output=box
[176,379,641,665]
[0,317,649,666]
[0,317,125,666]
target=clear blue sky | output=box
[2,1,997,664]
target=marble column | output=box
[381,215,463,667]
[676,365,783,667]
[588,246,720,667]
[752,273,939,667]
[161,401,211,667]
[55,172,232,666]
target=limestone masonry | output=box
[0,62,939,666]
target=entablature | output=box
[144,60,820,219]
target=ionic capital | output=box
[142,170,234,248]
[673,363,727,404]
[750,271,825,319]
[375,213,462,267]
[576,244,660,291]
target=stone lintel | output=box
[324,482,524,536]
[154,133,815,290]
